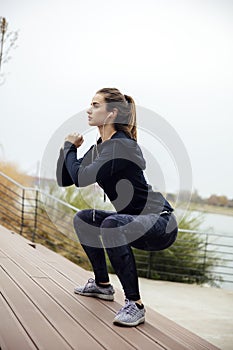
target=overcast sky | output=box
[1,0,233,198]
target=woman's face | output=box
[86,94,112,126]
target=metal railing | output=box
[0,171,87,267]
[1,171,233,289]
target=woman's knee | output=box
[74,209,93,224]
[73,209,94,231]
[166,213,178,234]
[100,216,119,229]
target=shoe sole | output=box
[74,290,114,301]
[113,316,145,327]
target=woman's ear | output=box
[112,108,118,119]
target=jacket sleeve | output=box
[63,140,127,187]
[56,148,75,187]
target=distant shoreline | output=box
[188,203,233,217]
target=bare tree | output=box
[0,17,18,84]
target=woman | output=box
[56,87,178,327]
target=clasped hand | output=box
[65,133,84,148]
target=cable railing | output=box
[0,171,88,267]
[0,170,233,289]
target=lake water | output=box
[196,211,233,235]
[178,210,233,290]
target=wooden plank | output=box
[0,248,140,349]
[0,294,37,350]
[33,277,143,350]
[145,307,220,350]
[35,248,220,350]
[1,243,164,349]
[0,266,71,350]
[35,245,221,350]
[0,227,26,243]
[36,243,89,278]
[0,250,8,258]
[0,227,220,350]
[30,247,212,350]
[0,225,14,235]
[1,234,215,350]
[0,259,104,350]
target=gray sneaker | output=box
[74,278,115,301]
[113,299,145,326]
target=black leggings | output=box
[73,209,178,301]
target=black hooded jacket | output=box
[56,131,174,215]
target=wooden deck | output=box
[0,224,220,350]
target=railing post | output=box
[20,188,25,236]
[32,190,39,243]
[147,251,153,279]
[203,234,209,276]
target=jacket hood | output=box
[97,131,146,171]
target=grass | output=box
[189,203,233,216]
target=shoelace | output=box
[117,299,139,316]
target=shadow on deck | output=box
[0,225,220,350]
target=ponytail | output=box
[124,94,137,140]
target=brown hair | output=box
[96,87,137,140]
